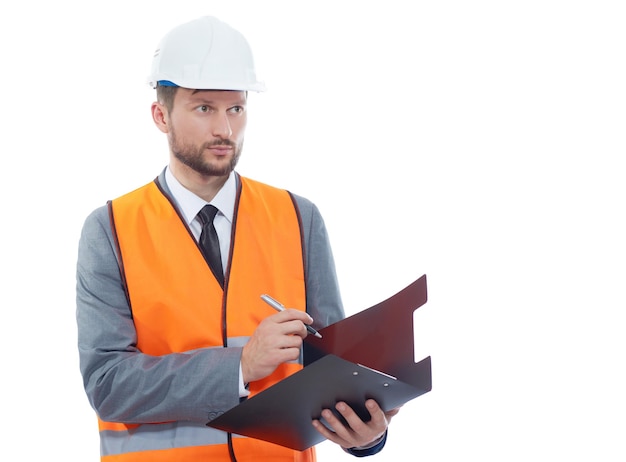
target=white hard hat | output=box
[147,16,266,92]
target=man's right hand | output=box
[241,308,314,383]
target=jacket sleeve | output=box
[292,194,346,329]
[293,195,388,457]
[345,432,388,457]
[76,206,242,424]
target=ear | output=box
[151,102,170,134]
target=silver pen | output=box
[260,294,323,338]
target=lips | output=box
[207,144,233,156]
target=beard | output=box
[170,128,243,176]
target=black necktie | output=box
[198,204,224,287]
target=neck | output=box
[169,163,230,202]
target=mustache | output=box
[204,139,236,148]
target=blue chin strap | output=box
[157,80,179,87]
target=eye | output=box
[198,105,210,113]
[229,106,245,114]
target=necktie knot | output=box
[198,204,219,225]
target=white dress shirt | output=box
[165,166,235,272]
[165,166,249,397]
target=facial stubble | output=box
[170,127,243,177]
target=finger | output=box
[274,307,313,322]
[334,401,376,432]
[385,405,402,421]
[364,399,386,420]
[282,320,309,339]
[333,401,387,447]
[274,346,302,363]
[311,409,354,448]
[273,316,312,339]
[361,399,391,429]
[274,333,303,351]
[275,308,314,329]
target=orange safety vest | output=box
[101,176,316,462]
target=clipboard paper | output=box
[207,275,432,451]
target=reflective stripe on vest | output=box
[103,176,315,462]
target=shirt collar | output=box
[165,166,236,226]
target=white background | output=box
[1,1,625,460]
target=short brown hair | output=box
[156,85,178,113]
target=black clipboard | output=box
[207,274,432,451]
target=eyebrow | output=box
[189,91,246,105]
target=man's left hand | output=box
[311,399,400,449]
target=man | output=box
[76,16,398,461]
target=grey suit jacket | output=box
[76,169,345,424]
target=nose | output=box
[212,113,232,138]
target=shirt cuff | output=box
[238,363,250,398]
[344,431,387,457]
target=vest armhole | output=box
[287,192,307,300]
[107,200,132,311]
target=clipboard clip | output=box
[356,363,397,381]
